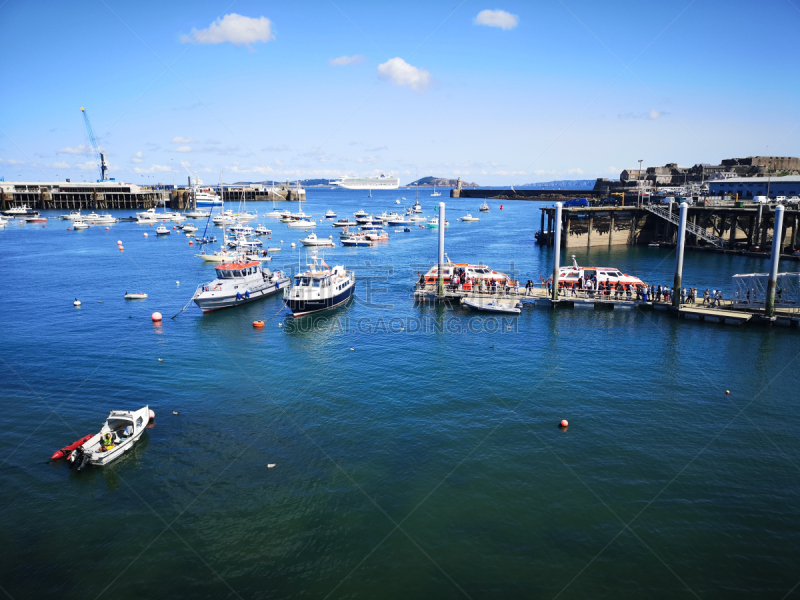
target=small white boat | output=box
[287,219,316,228]
[68,406,153,470]
[425,217,449,228]
[195,249,243,262]
[61,210,83,220]
[184,209,210,219]
[124,292,148,299]
[462,298,521,314]
[333,218,358,227]
[212,210,236,225]
[460,213,480,222]
[228,224,254,236]
[408,215,426,223]
[0,216,8,227]
[479,202,490,212]
[325,209,338,218]
[156,225,170,235]
[73,220,89,230]
[300,232,335,247]
[183,223,198,233]
[137,208,159,220]
[2,204,37,217]
[85,212,117,224]
[254,225,271,235]
[395,199,401,204]
[354,209,367,218]
[264,209,284,218]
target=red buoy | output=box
[560,419,569,427]
[500,204,504,210]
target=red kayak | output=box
[51,434,94,460]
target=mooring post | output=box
[551,202,563,301]
[755,203,763,246]
[672,202,688,308]
[437,202,446,297]
[766,205,785,317]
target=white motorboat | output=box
[185,208,211,219]
[195,249,243,262]
[325,209,338,218]
[228,223,254,236]
[411,200,422,213]
[359,222,383,230]
[227,235,263,251]
[61,210,83,220]
[85,212,118,224]
[425,217,449,228]
[354,209,367,218]
[193,260,290,312]
[137,208,159,220]
[156,225,171,235]
[264,209,284,218]
[291,211,310,220]
[254,225,271,235]
[479,202,490,212]
[300,232,335,247]
[284,252,355,317]
[0,216,7,227]
[124,292,148,299]
[333,218,357,227]
[72,220,89,230]
[183,223,198,233]
[408,215,426,223]
[287,219,316,228]
[68,406,153,470]
[212,210,236,225]
[460,213,480,222]
[2,204,38,217]
[462,298,521,314]
[164,211,185,222]
[387,216,412,226]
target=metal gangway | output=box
[644,204,724,247]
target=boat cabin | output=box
[214,260,261,279]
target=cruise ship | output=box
[331,174,399,190]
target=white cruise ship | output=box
[331,174,399,190]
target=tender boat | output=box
[284,253,355,317]
[462,298,521,314]
[419,257,516,290]
[68,406,153,470]
[557,255,646,293]
[124,292,148,299]
[301,232,335,247]
[333,218,358,227]
[193,260,290,312]
[459,213,480,222]
[156,225,170,235]
[479,202,490,212]
[287,218,316,228]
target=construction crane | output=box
[80,107,109,182]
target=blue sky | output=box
[1,0,798,185]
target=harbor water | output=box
[2,189,800,599]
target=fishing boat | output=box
[556,255,646,292]
[228,223,254,236]
[479,202,490,212]
[254,225,271,235]
[462,298,521,314]
[284,253,355,317]
[459,213,480,222]
[425,216,449,228]
[61,210,83,220]
[325,209,338,218]
[156,225,171,235]
[341,233,373,247]
[193,260,290,312]
[354,209,368,218]
[333,218,357,227]
[286,218,316,228]
[2,204,38,217]
[67,406,153,471]
[124,292,148,299]
[365,230,389,242]
[300,232,335,247]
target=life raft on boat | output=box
[51,434,94,460]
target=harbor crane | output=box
[80,107,109,182]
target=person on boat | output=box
[101,432,114,451]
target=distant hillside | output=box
[406,176,479,187]
[521,179,595,189]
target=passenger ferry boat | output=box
[193,260,290,312]
[556,256,646,291]
[418,256,516,290]
[284,253,355,317]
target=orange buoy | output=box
[151,312,163,322]
[559,419,569,427]
[189,240,193,246]
[119,246,124,251]
[726,390,731,395]
[67,228,72,231]
[253,320,265,328]
[106,227,110,230]
[42,225,46,228]
[172,226,176,230]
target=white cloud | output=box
[475,9,519,30]
[0,158,24,165]
[377,57,433,92]
[57,145,87,155]
[131,151,143,164]
[356,155,381,164]
[180,161,191,168]
[493,170,527,176]
[533,169,557,176]
[329,55,365,66]
[76,161,100,171]
[134,164,172,174]
[181,14,274,47]
[565,168,584,175]
[172,146,192,153]
[171,136,195,143]
[649,109,663,120]
[618,109,668,120]
[50,161,69,169]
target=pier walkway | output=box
[643,204,724,247]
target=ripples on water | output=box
[1,190,799,598]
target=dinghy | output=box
[68,406,153,471]
[124,292,148,299]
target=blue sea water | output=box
[1,189,800,599]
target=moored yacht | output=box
[85,212,118,224]
[479,202,490,212]
[286,218,316,228]
[459,213,480,222]
[185,208,211,219]
[325,209,337,218]
[61,210,83,220]
[193,260,290,312]
[300,232,335,247]
[284,253,355,317]
[333,218,358,227]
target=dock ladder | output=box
[643,204,724,248]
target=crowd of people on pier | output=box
[537,277,725,306]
